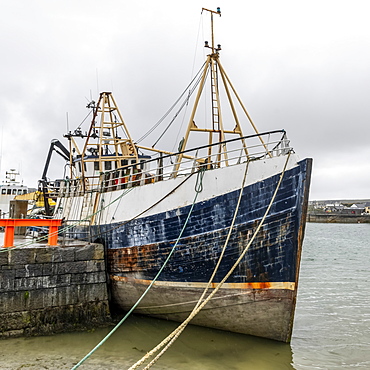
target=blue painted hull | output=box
[101,160,309,282]
[83,158,312,342]
[64,159,312,342]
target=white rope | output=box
[129,152,291,369]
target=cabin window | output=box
[131,160,137,165]
[94,161,100,171]
[1,189,6,194]
[17,190,22,195]
[121,159,128,167]
[7,189,11,195]
[23,190,27,194]
[105,161,112,171]
[140,160,145,170]
[12,189,17,195]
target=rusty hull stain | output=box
[107,243,158,273]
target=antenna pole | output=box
[202,7,221,53]
[211,12,214,53]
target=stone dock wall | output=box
[307,213,370,223]
[0,243,111,338]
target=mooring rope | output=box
[128,151,292,370]
[0,187,136,252]
[0,170,195,252]
[70,168,206,370]
[0,151,293,370]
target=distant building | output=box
[324,203,344,213]
[364,202,370,214]
[341,203,365,215]
[308,199,370,216]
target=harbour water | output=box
[1,223,369,369]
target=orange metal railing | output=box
[0,219,62,248]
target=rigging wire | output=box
[74,109,93,131]
[136,62,206,145]
[112,112,130,139]
[190,14,204,81]
[151,68,208,148]
[171,91,191,153]
[171,16,204,152]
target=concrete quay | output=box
[0,241,111,338]
[307,213,370,223]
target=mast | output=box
[71,92,139,190]
[172,8,270,177]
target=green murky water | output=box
[1,223,369,369]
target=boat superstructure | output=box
[0,169,30,218]
[52,8,312,343]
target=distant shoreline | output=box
[307,213,370,223]
[309,199,370,204]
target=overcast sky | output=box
[1,0,369,200]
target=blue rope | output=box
[71,168,206,369]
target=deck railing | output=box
[56,130,291,196]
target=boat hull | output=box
[57,156,312,342]
[111,278,296,342]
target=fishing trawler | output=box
[50,8,312,342]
